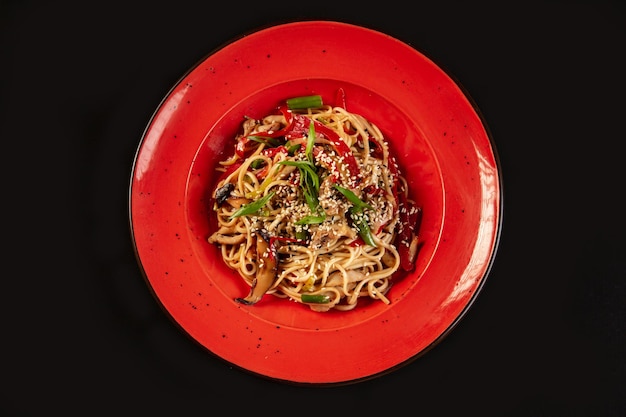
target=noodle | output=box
[208,94,420,311]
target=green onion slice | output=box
[305,120,315,163]
[287,143,301,155]
[333,185,373,212]
[351,210,377,247]
[249,159,264,169]
[279,160,320,205]
[295,213,326,225]
[335,185,377,247]
[247,135,281,147]
[286,95,323,110]
[301,293,331,304]
[229,191,275,219]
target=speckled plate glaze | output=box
[129,20,502,385]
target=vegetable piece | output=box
[279,157,326,224]
[334,184,377,247]
[213,162,242,191]
[229,192,275,219]
[234,106,294,158]
[235,233,277,305]
[247,135,282,147]
[334,87,346,110]
[236,234,306,305]
[351,211,377,247]
[333,185,373,211]
[214,182,234,207]
[278,160,320,210]
[295,229,308,241]
[253,106,295,139]
[224,196,251,209]
[208,225,246,245]
[235,135,280,158]
[278,160,319,188]
[295,213,326,225]
[246,165,279,199]
[305,120,315,163]
[396,190,422,271]
[234,136,250,158]
[285,113,362,185]
[301,293,331,304]
[249,159,265,170]
[286,95,323,110]
[262,145,289,158]
[268,236,302,258]
[286,143,301,155]
[387,154,401,211]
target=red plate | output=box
[129,20,501,384]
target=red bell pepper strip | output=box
[335,87,347,110]
[214,162,242,188]
[235,106,295,158]
[387,154,401,209]
[348,237,365,247]
[261,145,289,158]
[258,105,294,138]
[396,186,422,271]
[245,106,294,139]
[253,165,269,180]
[234,136,251,158]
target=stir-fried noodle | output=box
[208,94,421,311]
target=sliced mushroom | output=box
[407,235,419,265]
[241,117,257,136]
[326,270,366,287]
[214,182,234,206]
[225,196,251,209]
[255,120,283,134]
[257,114,284,133]
[208,226,245,245]
[235,232,277,305]
[381,250,396,268]
[309,222,356,249]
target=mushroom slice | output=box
[225,196,251,209]
[241,117,257,136]
[235,232,277,305]
[208,226,245,245]
[325,270,366,287]
[381,250,397,268]
[407,235,420,265]
[214,182,234,206]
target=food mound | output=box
[208,92,421,312]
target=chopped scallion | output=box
[295,213,326,225]
[286,95,323,110]
[287,143,301,155]
[229,192,275,219]
[295,229,309,241]
[335,185,377,247]
[250,159,264,169]
[247,135,281,147]
[333,185,373,212]
[351,211,377,247]
[301,293,331,304]
[305,120,315,163]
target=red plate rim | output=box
[129,20,502,385]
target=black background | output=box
[2,1,624,415]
